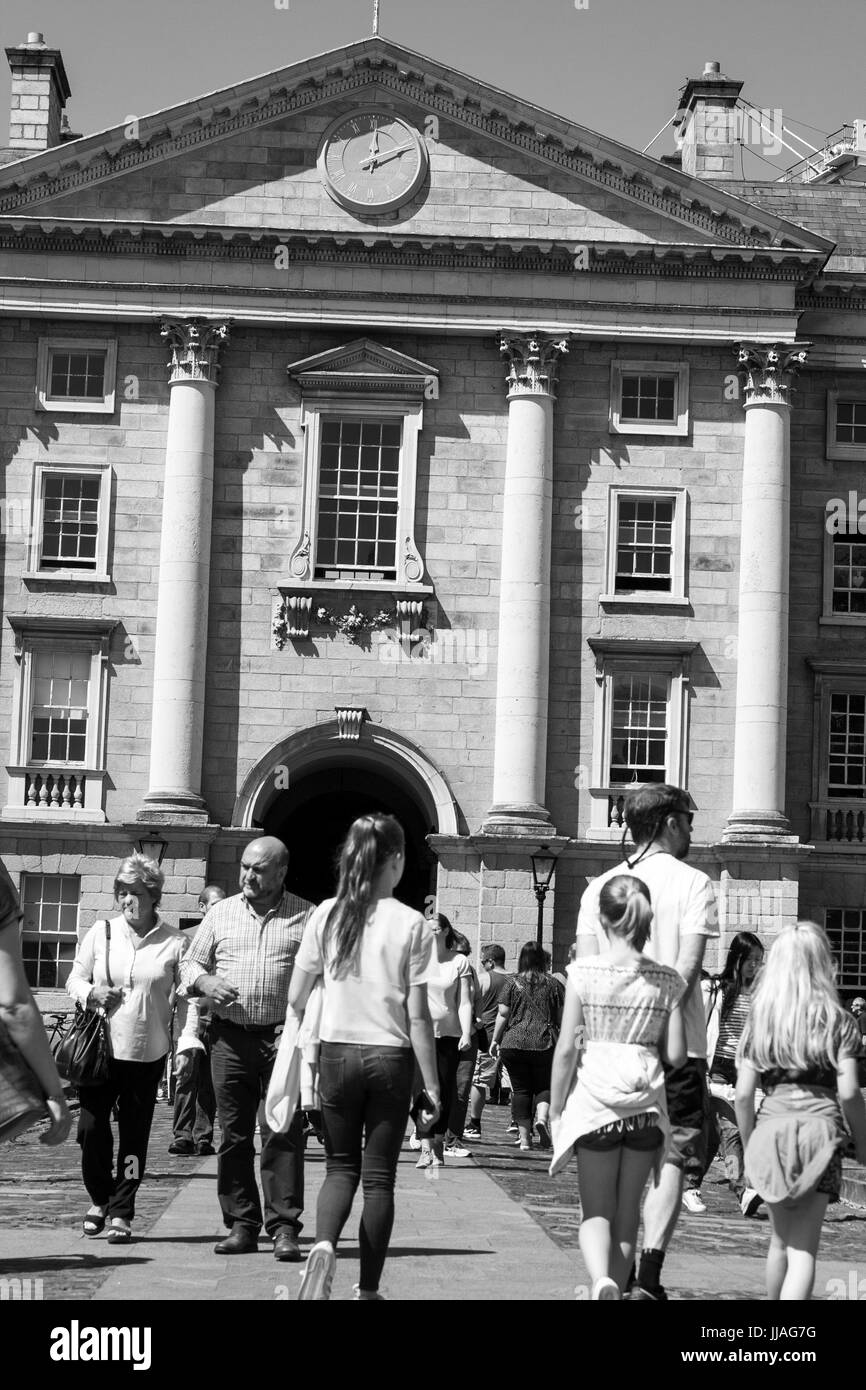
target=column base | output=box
[480,802,556,837]
[722,810,798,845]
[138,792,209,828]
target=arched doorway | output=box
[264,765,436,910]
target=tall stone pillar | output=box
[139,319,230,824]
[482,333,568,836]
[724,342,807,843]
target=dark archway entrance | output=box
[264,765,437,911]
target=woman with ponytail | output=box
[549,874,686,1300]
[288,814,440,1301]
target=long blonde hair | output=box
[737,921,847,1073]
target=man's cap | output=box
[624,783,695,825]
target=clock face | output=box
[318,109,428,215]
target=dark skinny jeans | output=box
[500,1046,555,1129]
[317,1041,414,1293]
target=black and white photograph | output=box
[0,0,864,1361]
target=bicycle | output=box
[45,1009,80,1112]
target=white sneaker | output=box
[591,1276,621,1301]
[444,1143,471,1158]
[297,1241,336,1301]
[408,1132,422,1150]
[740,1187,762,1217]
[353,1283,385,1300]
[682,1189,707,1214]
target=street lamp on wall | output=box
[530,846,559,949]
[136,834,168,866]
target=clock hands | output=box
[359,141,416,172]
[368,118,379,159]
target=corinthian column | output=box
[139,319,230,823]
[723,342,807,842]
[482,333,568,835]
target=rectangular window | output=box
[828,691,866,799]
[35,339,117,414]
[825,908,866,990]
[27,464,111,582]
[610,361,689,437]
[835,401,866,447]
[620,373,677,424]
[40,474,101,571]
[315,417,401,580]
[29,650,90,764]
[609,673,669,784]
[831,537,866,616]
[20,873,80,989]
[615,497,674,592]
[826,391,866,462]
[49,350,107,402]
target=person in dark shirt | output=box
[490,942,564,1150]
[462,944,512,1143]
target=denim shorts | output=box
[576,1111,663,1152]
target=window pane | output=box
[48,350,107,401]
[609,673,669,783]
[314,418,402,578]
[614,497,675,593]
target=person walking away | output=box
[180,837,316,1261]
[464,944,512,1143]
[550,875,685,1299]
[703,931,764,1217]
[0,857,70,1146]
[414,913,473,1171]
[736,921,866,1300]
[169,884,226,1156]
[490,942,564,1150]
[443,930,479,1157]
[68,853,200,1242]
[576,783,718,1300]
[288,813,441,1301]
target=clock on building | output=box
[317,109,428,215]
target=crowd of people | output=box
[2,781,866,1301]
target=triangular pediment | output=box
[287,339,438,396]
[0,37,832,260]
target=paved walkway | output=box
[2,1104,866,1302]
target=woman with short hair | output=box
[68,852,199,1242]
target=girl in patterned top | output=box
[549,875,685,1301]
[702,931,764,1218]
[735,921,866,1301]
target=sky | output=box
[1,0,864,176]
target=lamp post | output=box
[136,833,168,866]
[530,846,558,949]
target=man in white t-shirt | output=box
[576,783,718,1301]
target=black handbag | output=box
[54,920,114,1087]
[0,1014,49,1142]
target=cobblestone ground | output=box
[0,1096,196,1300]
[475,1104,866,1299]
[2,1096,865,1303]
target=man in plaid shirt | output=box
[181,836,316,1260]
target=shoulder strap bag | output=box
[54,920,114,1087]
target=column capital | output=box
[160,318,231,385]
[500,332,569,400]
[736,341,809,408]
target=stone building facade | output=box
[1,33,865,1001]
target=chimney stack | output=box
[673,60,744,181]
[5,32,71,153]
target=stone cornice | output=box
[0,221,819,280]
[0,39,832,258]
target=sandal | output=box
[107,1219,132,1244]
[83,1207,107,1237]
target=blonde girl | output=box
[735,921,866,1300]
[550,875,685,1300]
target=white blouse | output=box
[68,915,200,1064]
